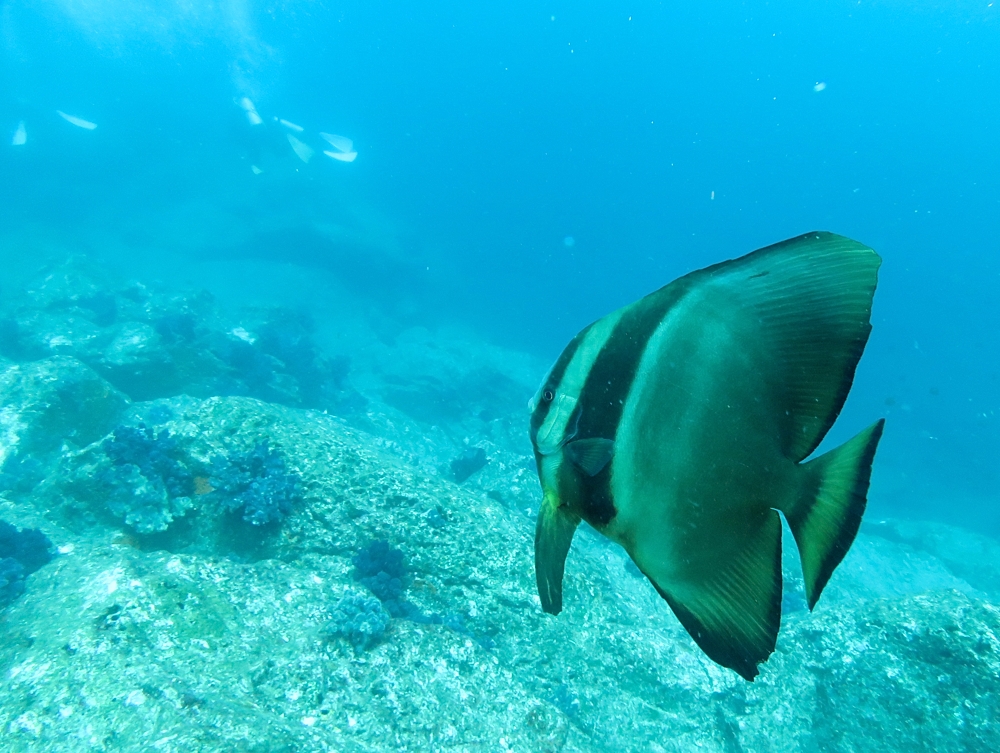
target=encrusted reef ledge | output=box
[0,367,998,751]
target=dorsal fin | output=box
[696,231,880,462]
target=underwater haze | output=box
[0,1,998,751]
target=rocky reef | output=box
[0,258,998,752]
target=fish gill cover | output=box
[0,0,998,751]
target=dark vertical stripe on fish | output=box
[569,280,695,528]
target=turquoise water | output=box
[0,2,998,751]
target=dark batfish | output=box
[529,231,885,680]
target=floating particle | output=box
[279,118,304,132]
[563,236,576,248]
[813,82,827,92]
[11,121,26,146]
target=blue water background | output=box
[1,1,997,531]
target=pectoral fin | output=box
[564,438,615,476]
[535,493,581,614]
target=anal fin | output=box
[644,511,783,681]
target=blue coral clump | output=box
[103,424,195,498]
[350,540,439,625]
[0,520,53,608]
[209,441,302,526]
[324,591,390,652]
[99,424,196,533]
[210,311,352,410]
[352,540,414,618]
[350,540,495,647]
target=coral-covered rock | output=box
[0,357,129,494]
[0,557,25,608]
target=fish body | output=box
[287,134,314,163]
[529,231,884,680]
[240,97,263,125]
[320,132,354,153]
[56,111,97,130]
[323,149,357,163]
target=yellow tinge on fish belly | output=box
[528,230,885,681]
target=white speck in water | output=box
[125,689,146,707]
[563,236,575,247]
[302,716,317,727]
[813,82,827,92]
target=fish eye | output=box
[542,389,555,402]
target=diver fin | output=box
[646,511,783,681]
[564,438,615,476]
[783,419,885,609]
[535,494,582,614]
[703,232,880,462]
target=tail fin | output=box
[783,419,885,609]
